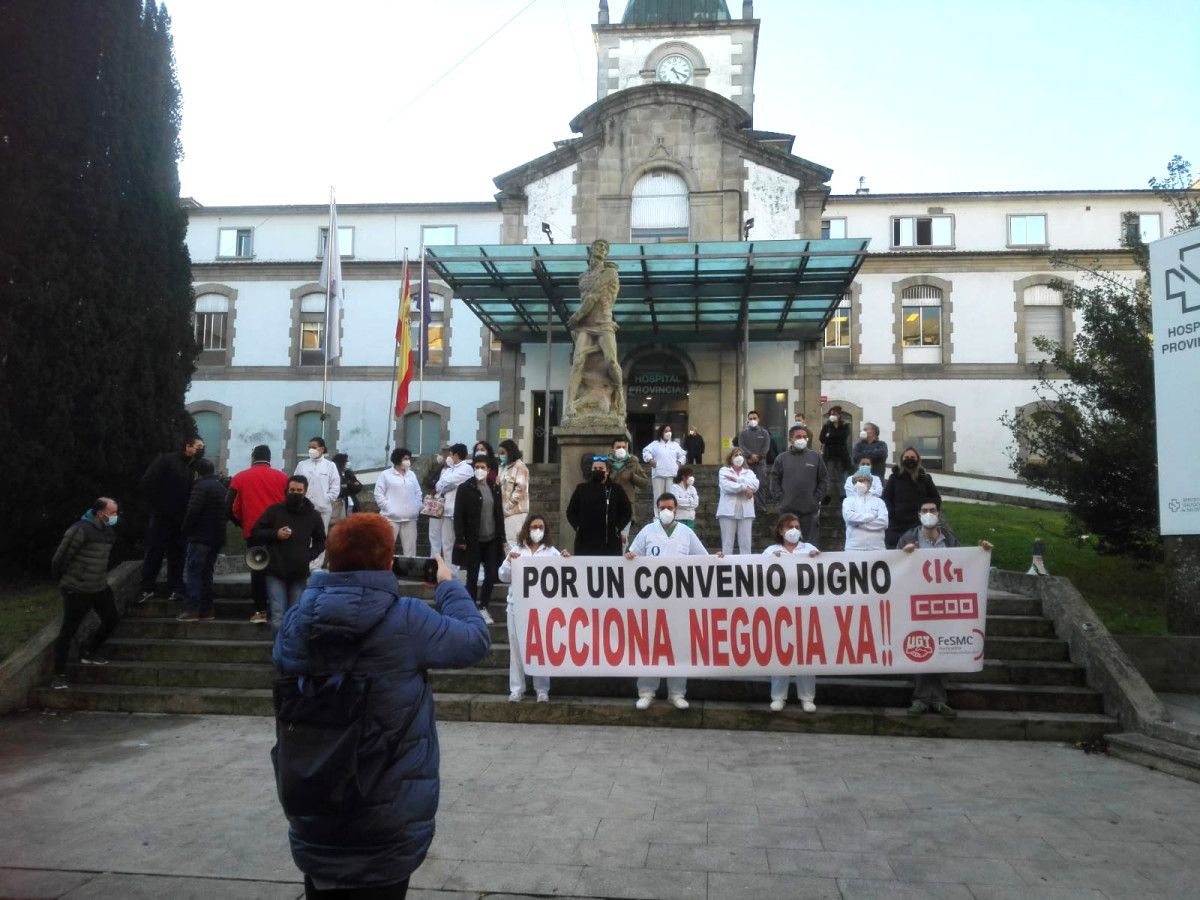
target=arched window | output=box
[903,411,945,470]
[192,411,223,469]
[631,170,689,243]
[1023,284,1064,364]
[404,412,442,456]
[295,411,326,461]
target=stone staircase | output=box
[34,573,1119,742]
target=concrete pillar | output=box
[795,339,823,422]
[553,425,628,550]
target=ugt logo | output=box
[903,630,935,663]
[1165,241,1200,314]
[922,558,963,584]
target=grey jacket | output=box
[769,448,830,515]
[51,511,117,593]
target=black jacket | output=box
[682,432,705,461]
[819,421,852,467]
[140,451,197,520]
[566,479,632,556]
[883,464,942,545]
[183,475,228,548]
[452,478,504,568]
[251,498,326,581]
[51,512,117,593]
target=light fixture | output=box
[743,217,755,240]
[541,222,554,244]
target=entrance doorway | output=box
[531,390,562,463]
[753,389,790,456]
[625,351,688,453]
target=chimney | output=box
[598,0,609,25]
[855,176,870,195]
[743,1,754,18]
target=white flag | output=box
[318,193,343,362]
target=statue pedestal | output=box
[553,424,628,550]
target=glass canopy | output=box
[424,239,869,345]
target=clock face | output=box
[656,54,693,85]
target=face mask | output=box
[591,470,605,483]
[307,448,320,460]
[529,528,544,544]
[193,446,206,460]
[285,494,305,511]
[855,481,870,495]
[903,457,918,470]
[400,459,412,470]
[829,415,838,424]
[498,454,508,465]
[783,527,802,545]
[658,508,675,526]
[435,454,444,465]
[662,432,672,441]
[748,419,759,428]
[473,468,488,481]
[857,465,871,477]
[793,439,808,450]
[613,447,628,460]
[732,455,745,468]
[686,476,695,487]
[104,514,119,527]
[859,431,868,440]
[920,512,940,528]
[688,429,696,435]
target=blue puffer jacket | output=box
[273,571,490,887]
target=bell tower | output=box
[593,0,759,118]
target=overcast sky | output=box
[169,0,1199,206]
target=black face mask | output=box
[285,494,305,512]
[192,446,205,460]
[902,458,918,470]
[591,471,606,483]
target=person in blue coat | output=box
[273,513,490,899]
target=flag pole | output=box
[418,242,426,455]
[321,186,334,440]
[386,249,409,465]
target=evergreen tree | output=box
[0,0,196,569]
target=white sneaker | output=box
[769,699,785,712]
[536,691,549,703]
[802,700,817,713]
[669,695,689,711]
[635,695,653,710]
[508,691,523,703]
[479,606,495,625]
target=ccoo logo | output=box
[903,630,935,663]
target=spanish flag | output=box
[394,259,414,416]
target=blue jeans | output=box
[266,575,306,633]
[183,542,218,615]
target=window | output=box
[1024,284,1064,364]
[631,170,689,242]
[904,411,944,470]
[318,226,354,258]
[531,390,563,464]
[294,411,325,467]
[422,225,457,247]
[1008,214,1047,247]
[821,218,847,239]
[217,227,252,258]
[824,296,851,348]
[403,412,441,455]
[411,291,445,366]
[192,411,223,469]
[752,390,789,452]
[891,215,953,248]
[901,285,942,347]
[299,294,326,366]
[193,294,228,363]
[1123,212,1161,244]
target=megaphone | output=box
[245,546,270,572]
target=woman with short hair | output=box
[716,447,759,555]
[668,465,699,529]
[762,513,820,713]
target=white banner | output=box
[512,550,991,677]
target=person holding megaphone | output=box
[252,475,326,633]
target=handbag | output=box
[421,494,445,518]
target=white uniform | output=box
[498,543,559,699]
[295,453,340,567]
[843,473,883,498]
[762,542,819,705]
[667,482,699,523]
[374,466,423,556]
[642,439,687,509]
[716,465,760,555]
[629,519,708,702]
[434,460,474,570]
[842,493,889,551]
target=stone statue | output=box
[563,239,626,426]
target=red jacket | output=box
[228,463,289,539]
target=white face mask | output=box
[435,454,444,465]
[829,415,838,424]
[748,419,759,428]
[920,512,940,528]
[307,448,321,460]
[400,459,412,470]
[686,476,695,486]
[613,447,628,460]
[793,439,808,451]
[529,528,545,544]
[473,468,488,481]
[662,431,672,441]
[859,430,868,440]
[854,481,870,495]
[783,527,802,545]
[732,455,745,468]
[658,508,675,526]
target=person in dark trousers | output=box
[273,513,490,900]
[228,444,288,624]
[851,422,889,479]
[49,497,121,689]
[819,406,852,502]
[330,452,363,522]
[882,447,942,549]
[769,424,830,547]
[682,426,705,465]
[900,501,993,718]
[179,458,228,621]
[453,455,505,625]
[566,457,632,556]
[138,436,204,602]
[734,410,777,515]
[252,476,326,633]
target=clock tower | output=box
[594,0,759,118]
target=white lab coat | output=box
[668,482,699,521]
[434,459,474,517]
[842,493,889,551]
[374,467,423,522]
[716,466,760,519]
[499,542,560,698]
[763,543,817,703]
[294,455,340,514]
[843,473,883,498]
[641,439,687,479]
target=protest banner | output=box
[512,549,990,677]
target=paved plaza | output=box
[0,712,1197,899]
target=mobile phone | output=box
[392,555,438,584]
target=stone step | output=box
[30,685,1117,742]
[1106,733,1200,784]
[70,660,273,690]
[978,636,1068,661]
[105,637,272,664]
